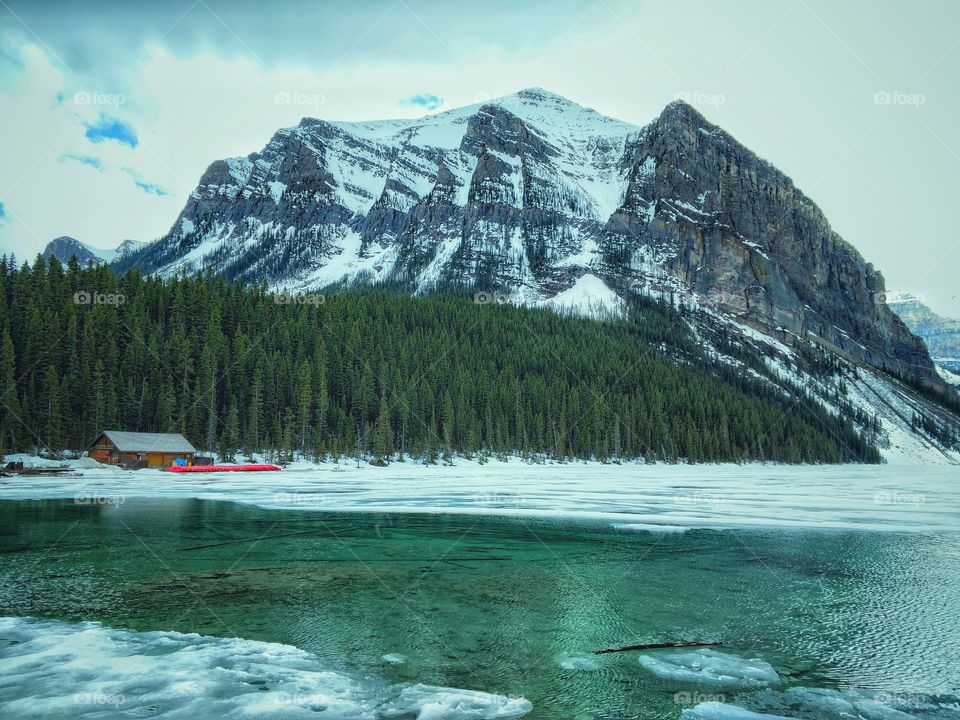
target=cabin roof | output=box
[91,431,196,454]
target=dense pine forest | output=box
[0,255,882,464]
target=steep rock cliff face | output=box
[605,100,931,381]
[120,89,939,386]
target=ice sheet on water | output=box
[380,685,532,719]
[766,688,927,720]
[3,459,959,534]
[0,616,532,719]
[639,648,779,687]
[683,702,793,720]
[683,688,956,720]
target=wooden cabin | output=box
[87,431,197,469]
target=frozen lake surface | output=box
[0,458,957,532]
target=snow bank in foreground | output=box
[638,649,779,687]
[0,617,532,720]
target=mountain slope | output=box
[121,88,939,392]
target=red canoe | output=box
[165,464,283,473]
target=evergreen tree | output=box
[372,396,393,465]
[220,402,240,462]
[0,329,18,456]
[42,364,65,457]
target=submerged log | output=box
[593,640,722,655]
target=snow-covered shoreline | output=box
[2,455,957,534]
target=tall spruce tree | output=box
[372,396,393,465]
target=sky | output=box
[0,0,958,316]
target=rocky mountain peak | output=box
[43,236,103,265]
[118,90,945,389]
[657,98,708,125]
[43,236,150,266]
[512,86,572,102]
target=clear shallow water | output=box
[1,498,959,719]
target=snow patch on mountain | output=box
[937,366,960,386]
[539,273,625,318]
[297,233,398,290]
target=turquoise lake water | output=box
[1,498,959,719]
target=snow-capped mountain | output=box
[122,88,937,391]
[44,236,147,266]
[887,292,960,381]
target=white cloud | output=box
[0,1,958,316]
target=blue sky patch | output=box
[60,153,104,170]
[84,115,138,148]
[134,180,169,196]
[400,93,443,111]
[121,167,168,196]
